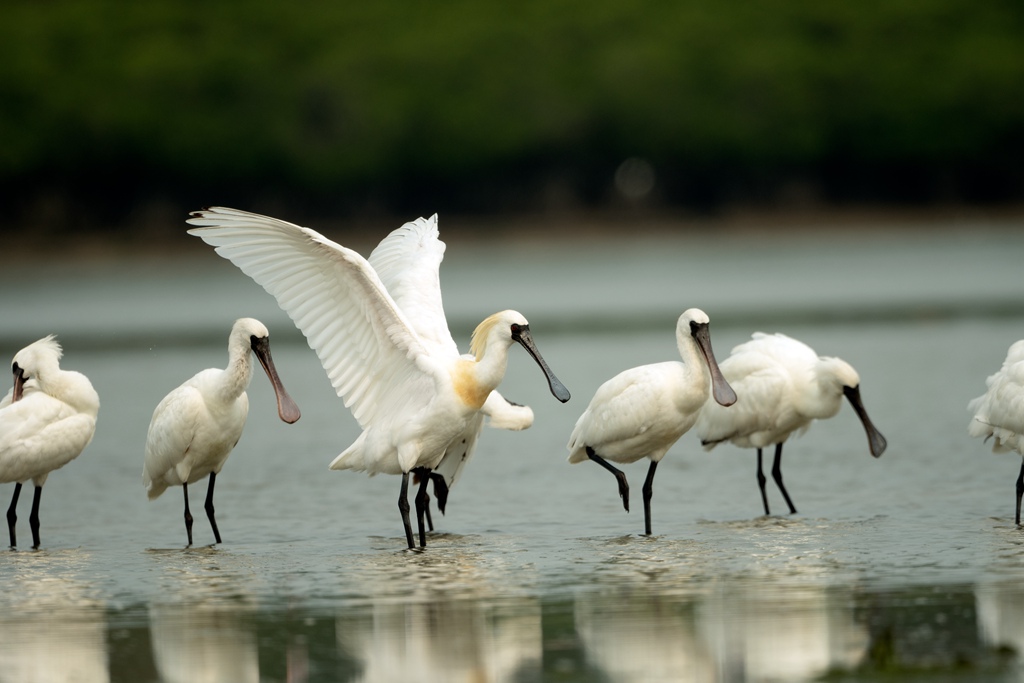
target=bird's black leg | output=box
[29,486,42,549]
[423,474,451,532]
[413,467,431,548]
[399,472,414,550]
[412,470,435,531]
[205,472,222,544]
[1015,459,1024,526]
[430,473,450,515]
[756,448,770,515]
[412,471,435,532]
[771,443,798,514]
[7,482,21,548]
[423,492,434,532]
[183,483,194,547]
[641,460,658,535]
[587,446,630,512]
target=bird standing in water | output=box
[143,317,300,546]
[696,332,887,516]
[0,335,99,549]
[567,309,736,535]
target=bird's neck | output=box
[219,348,255,402]
[452,348,508,410]
[678,337,710,382]
[804,384,844,419]
[794,370,844,418]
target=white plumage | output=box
[0,335,99,548]
[695,332,887,516]
[364,214,538,528]
[187,207,570,549]
[143,317,300,546]
[567,309,736,535]
[968,339,1024,523]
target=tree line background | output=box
[2,0,1021,235]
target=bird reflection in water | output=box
[335,547,542,683]
[574,578,868,682]
[0,572,109,683]
[148,601,260,683]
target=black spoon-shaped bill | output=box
[691,322,737,407]
[250,335,302,424]
[511,324,571,403]
[843,384,887,457]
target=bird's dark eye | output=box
[689,320,701,335]
[11,362,20,375]
[510,323,521,334]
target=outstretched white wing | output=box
[187,207,437,429]
[367,214,459,358]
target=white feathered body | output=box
[566,309,728,468]
[141,317,289,500]
[143,368,250,499]
[568,360,709,465]
[328,322,516,476]
[968,340,1024,456]
[0,371,98,486]
[0,336,99,486]
[696,332,854,450]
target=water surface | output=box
[2,217,1024,681]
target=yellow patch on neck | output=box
[451,358,490,410]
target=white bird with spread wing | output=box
[187,207,570,550]
[365,213,539,530]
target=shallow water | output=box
[2,217,1024,681]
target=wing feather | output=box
[367,215,459,358]
[0,392,94,484]
[142,385,203,496]
[187,207,437,428]
[432,414,485,489]
[969,341,1024,454]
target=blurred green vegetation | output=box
[1,0,1022,230]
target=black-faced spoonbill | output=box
[695,332,887,516]
[363,213,538,530]
[186,207,571,550]
[968,339,1024,524]
[143,317,300,546]
[567,309,736,535]
[0,335,99,549]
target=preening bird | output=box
[143,317,300,546]
[567,308,736,535]
[968,339,1024,524]
[0,335,99,548]
[187,207,570,550]
[695,332,887,516]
